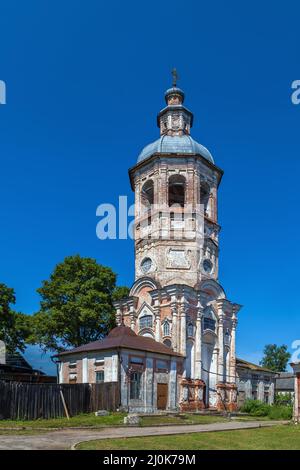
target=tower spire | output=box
[171,68,178,87]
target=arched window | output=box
[163,320,170,337]
[141,180,154,212]
[141,180,154,226]
[187,322,194,337]
[200,182,210,216]
[224,329,231,347]
[139,315,153,330]
[168,174,186,207]
[203,307,216,332]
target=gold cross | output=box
[172,68,178,87]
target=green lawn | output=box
[0,412,227,430]
[0,412,126,429]
[76,424,300,450]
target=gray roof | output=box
[137,134,214,164]
[275,372,294,391]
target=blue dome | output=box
[137,135,214,164]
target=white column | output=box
[154,299,161,342]
[291,363,300,423]
[129,304,135,331]
[111,354,118,382]
[180,297,186,357]
[171,296,178,352]
[82,356,88,383]
[195,298,203,379]
[58,362,63,384]
[218,315,225,383]
[230,317,237,384]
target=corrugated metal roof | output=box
[236,357,275,373]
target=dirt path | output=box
[0,420,288,450]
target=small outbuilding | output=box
[236,358,276,407]
[56,325,184,413]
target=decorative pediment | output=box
[137,302,155,318]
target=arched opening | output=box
[203,306,217,332]
[163,320,170,337]
[163,339,172,348]
[200,182,210,217]
[142,331,154,338]
[168,174,186,208]
[141,180,154,226]
[187,322,194,337]
[139,315,153,330]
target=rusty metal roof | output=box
[236,357,275,374]
[56,325,183,358]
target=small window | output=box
[94,356,105,365]
[224,330,231,346]
[163,321,170,337]
[163,339,172,348]
[130,356,144,365]
[68,361,77,368]
[130,372,142,400]
[156,360,168,371]
[187,322,194,337]
[69,373,77,382]
[203,307,216,332]
[139,315,153,329]
[203,317,216,331]
[96,371,104,383]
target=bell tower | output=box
[114,73,241,412]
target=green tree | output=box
[0,283,32,353]
[33,255,128,352]
[112,285,130,301]
[260,344,291,372]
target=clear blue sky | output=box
[0,1,299,374]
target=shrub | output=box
[241,399,292,420]
[268,405,292,420]
[275,393,293,407]
[241,400,268,415]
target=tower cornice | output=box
[129,153,224,191]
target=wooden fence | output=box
[0,381,120,420]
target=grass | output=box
[0,412,126,429]
[0,412,227,430]
[76,424,300,450]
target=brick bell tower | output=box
[114,71,241,411]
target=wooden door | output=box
[157,383,168,410]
